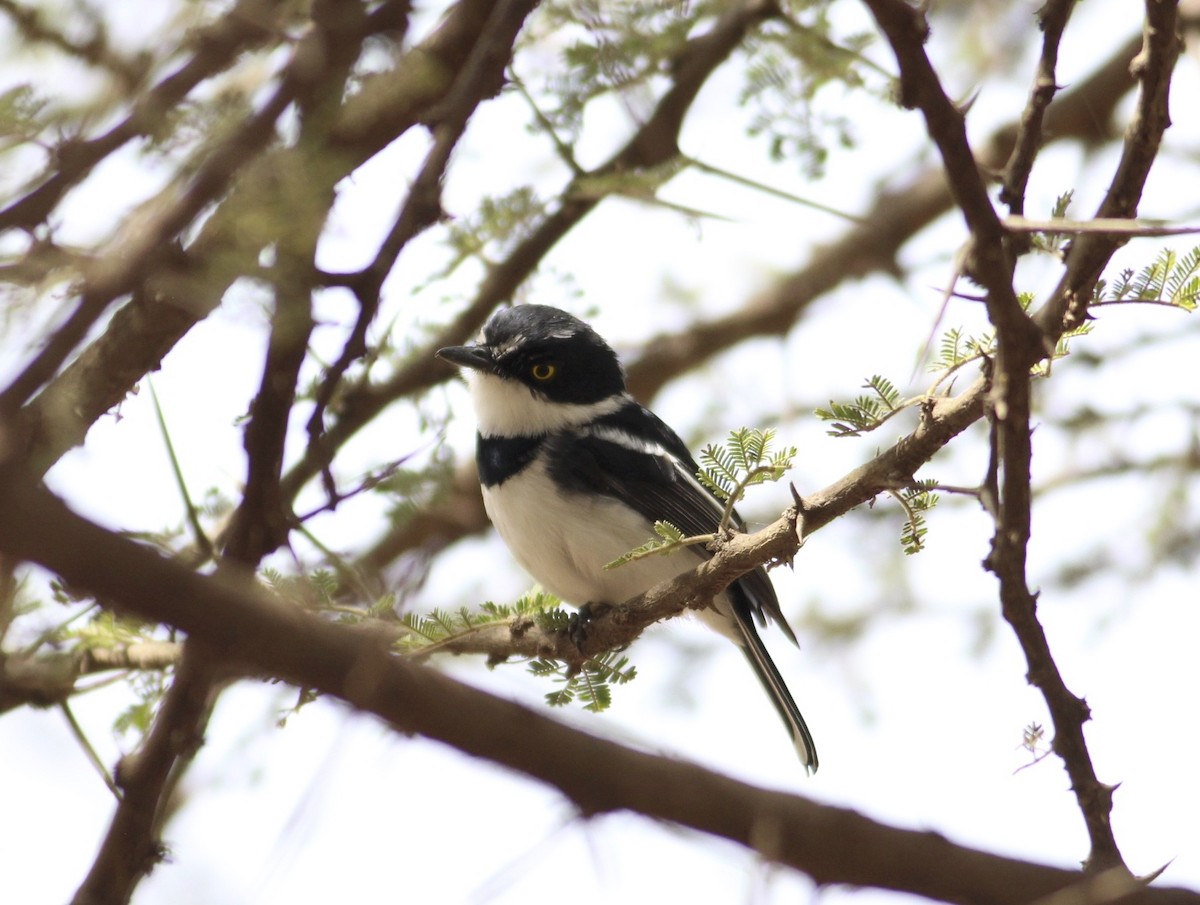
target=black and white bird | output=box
[437,304,817,771]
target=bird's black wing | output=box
[545,400,790,638]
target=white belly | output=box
[482,457,706,608]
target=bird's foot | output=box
[568,601,611,650]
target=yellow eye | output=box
[531,363,557,381]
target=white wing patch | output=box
[583,423,669,456]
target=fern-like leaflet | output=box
[815,375,903,436]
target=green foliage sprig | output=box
[1029,190,1075,257]
[815,375,904,437]
[396,591,636,714]
[532,652,638,712]
[607,428,797,570]
[604,520,693,569]
[892,480,939,555]
[1093,246,1200,311]
[395,590,559,650]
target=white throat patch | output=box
[467,373,626,438]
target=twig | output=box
[683,155,868,224]
[148,380,213,563]
[1005,216,1200,237]
[861,0,1040,357]
[60,700,121,800]
[1031,0,1183,340]
[999,0,1078,219]
[303,0,540,505]
[277,0,783,504]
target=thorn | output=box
[789,481,806,512]
[1139,859,1174,884]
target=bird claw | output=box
[568,601,609,649]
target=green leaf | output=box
[815,378,903,436]
[895,480,939,554]
[605,520,689,569]
[1098,245,1200,310]
[534,650,637,713]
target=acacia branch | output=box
[353,27,1146,579]
[859,0,1182,877]
[11,0,485,476]
[999,0,1078,218]
[277,0,781,505]
[408,376,986,664]
[1033,0,1183,339]
[0,641,183,714]
[304,0,540,497]
[1001,0,1180,876]
[0,463,1198,905]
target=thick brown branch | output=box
[0,469,1198,905]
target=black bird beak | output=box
[436,344,494,373]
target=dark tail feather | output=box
[734,611,818,773]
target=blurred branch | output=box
[0,0,146,88]
[69,9,400,902]
[223,0,369,562]
[7,8,1140,490]
[0,33,305,417]
[278,0,782,505]
[10,0,473,476]
[0,641,182,714]
[304,0,540,500]
[1004,216,1200,237]
[72,643,222,905]
[0,0,283,233]
[999,0,1077,220]
[1,466,1199,905]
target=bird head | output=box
[437,305,627,436]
